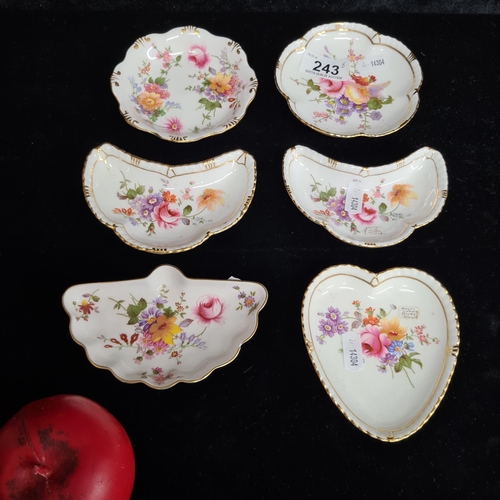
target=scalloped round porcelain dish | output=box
[83,143,256,253]
[283,145,447,247]
[302,265,459,442]
[111,26,258,142]
[62,266,268,389]
[275,22,422,137]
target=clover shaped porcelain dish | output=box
[283,145,447,247]
[275,22,422,137]
[62,266,268,389]
[111,26,257,142]
[83,143,256,253]
[302,265,459,441]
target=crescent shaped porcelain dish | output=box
[83,143,256,253]
[283,145,447,247]
[302,265,459,442]
[62,266,268,389]
[111,26,257,142]
[275,22,422,137]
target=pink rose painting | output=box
[188,44,210,69]
[318,78,347,97]
[152,202,181,229]
[193,295,225,325]
[360,325,391,358]
[352,204,378,225]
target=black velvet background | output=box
[1,3,499,499]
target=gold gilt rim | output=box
[282,145,447,248]
[110,26,258,143]
[62,264,269,391]
[301,264,460,442]
[274,22,423,138]
[82,143,257,254]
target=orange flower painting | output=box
[387,184,418,207]
[197,189,225,211]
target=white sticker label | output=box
[360,56,389,71]
[342,331,364,372]
[299,50,349,81]
[345,179,365,214]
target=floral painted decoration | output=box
[128,43,183,129]
[310,175,418,233]
[292,40,393,131]
[72,285,262,386]
[317,301,439,387]
[112,171,225,235]
[185,45,248,131]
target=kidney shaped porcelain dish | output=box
[111,26,257,142]
[62,266,268,389]
[283,145,447,247]
[275,22,422,137]
[83,143,256,253]
[302,265,459,441]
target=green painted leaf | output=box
[127,316,139,325]
[136,185,146,195]
[91,295,100,302]
[183,205,193,216]
[379,203,387,213]
[198,98,222,111]
[148,77,154,83]
[327,187,337,198]
[409,351,421,357]
[383,95,393,105]
[380,308,387,317]
[127,189,137,200]
[367,97,383,110]
[137,298,148,311]
[155,77,166,85]
[412,358,423,369]
[400,354,412,368]
[319,191,330,202]
[394,362,402,373]
[306,88,311,95]
[176,55,181,62]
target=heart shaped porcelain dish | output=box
[302,265,459,442]
[275,22,422,137]
[83,143,256,253]
[111,26,257,142]
[62,266,268,389]
[283,145,447,247]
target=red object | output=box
[0,395,135,499]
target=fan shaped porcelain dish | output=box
[302,265,459,441]
[62,266,268,389]
[283,145,447,247]
[111,26,257,142]
[275,22,422,137]
[83,143,256,253]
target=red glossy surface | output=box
[0,395,135,500]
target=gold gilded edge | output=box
[274,24,423,139]
[83,144,257,255]
[301,264,460,442]
[282,147,447,248]
[62,264,269,390]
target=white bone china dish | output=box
[111,26,257,142]
[283,145,447,247]
[62,266,268,389]
[275,22,422,137]
[84,143,256,253]
[302,265,459,441]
